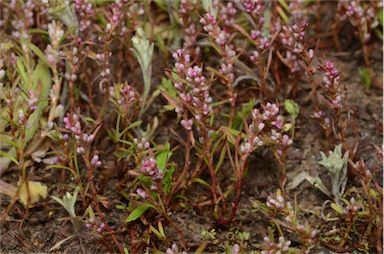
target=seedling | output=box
[318,144,349,206]
[131,28,154,116]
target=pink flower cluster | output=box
[319,61,343,109]
[200,13,228,46]
[220,2,237,27]
[277,19,314,73]
[249,29,270,63]
[261,236,291,254]
[320,61,340,88]
[10,0,35,39]
[27,90,38,112]
[105,1,129,30]
[134,137,150,151]
[241,103,292,156]
[337,0,381,42]
[74,0,95,32]
[241,0,266,16]
[95,52,112,91]
[266,189,286,210]
[166,243,187,254]
[109,83,137,111]
[85,217,106,234]
[63,113,94,154]
[284,210,317,245]
[344,197,360,216]
[200,12,237,97]
[178,0,200,57]
[140,158,163,180]
[172,49,212,130]
[246,3,270,64]
[136,188,148,199]
[91,154,102,168]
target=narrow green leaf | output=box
[115,204,127,210]
[160,78,177,98]
[16,57,29,88]
[125,203,155,222]
[192,178,210,188]
[156,143,171,171]
[276,6,289,24]
[0,136,18,148]
[29,43,49,66]
[284,99,300,118]
[150,224,162,238]
[26,61,52,142]
[158,221,166,238]
[220,126,240,145]
[233,99,256,130]
[359,67,371,89]
[0,150,19,165]
[330,202,344,214]
[215,147,226,173]
[119,120,142,138]
[378,8,383,27]
[46,164,77,176]
[162,164,174,193]
[278,0,290,12]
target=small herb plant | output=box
[318,144,349,206]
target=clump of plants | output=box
[0,0,382,253]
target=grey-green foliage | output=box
[47,0,79,35]
[318,144,349,205]
[52,187,79,217]
[131,28,154,117]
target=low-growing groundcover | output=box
[0,0,383,253]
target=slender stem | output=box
[308,71,319,111]
[85,154,124,254]
[166,130,191,206]
[217,157,247,225]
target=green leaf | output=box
[153,0,167,11]
[0,150,19,165]
[26,61,52,143]
[330,202,344,214]
[202,0,217,17]
[156,143,172,171]
[125,203,155,222]
[359,67,371,89]
[378,8,383,27]
[45,164,77,176]
[192,178,210,188]
[115,204,127,210]
[131,28,154,116]
[119,120,142,138]
[0,135,18,148]
[284,99,300,118]
[0,148,16,172]
[28,29,49,35]
[16,57,29,88]
[215,147,226,173]
[160,78,177,98]
[278,0,290,13]
[29,43,49,66]
[233,99,256,130]
[220,126,241,145]
[162,164,174,193]
[48,0,79,35]
[276,6,289,23]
